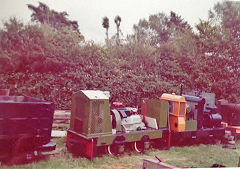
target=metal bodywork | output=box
[69,90,112,138]
[0,95,56,161]
[66,90,170,160]
[141,99,168,129]
[66,90,225,159]
[160,94,187,132]
[183,95,205,130]
[143,158,180,169]
[174,94,225,143]
[218,99,240,138]
[218,99,240,126]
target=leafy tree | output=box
[187,2,239,103]
[133,11,191,47]
[0,18,45,72]
[27,2,83,39]
[209,1,240,74]
[0,18,83,73]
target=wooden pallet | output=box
[51,110,70,137]
[51,130,67,138]
[53,110,70,126]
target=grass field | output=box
[2,137,240,169]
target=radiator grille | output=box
[90,101,104,134]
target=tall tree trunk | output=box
[116,26,120,45]
[105,28,109,46]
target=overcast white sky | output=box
[0,0,225,43]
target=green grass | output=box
[2,138,240,169]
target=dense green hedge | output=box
[1,1,240,109]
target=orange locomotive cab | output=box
[160,93,186,132]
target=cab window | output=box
[179,102,185,116]
[169,101,174,114]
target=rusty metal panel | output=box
[143,159,180,169]
[70,92,90,136]
[70,90,112,138]
[142,99,168,128]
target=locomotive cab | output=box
[160,93,186,132]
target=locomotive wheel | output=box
[134,141,144,153]
[134,141,150,153]
[107,144,117,155]
[107,144,124,155]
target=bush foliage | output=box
[1,2,240,109]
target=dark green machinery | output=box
[66,90,170,159]
[69,90,112,137]
[66,90,225,160]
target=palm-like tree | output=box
[114,15,121,44]
[102,17,109,41]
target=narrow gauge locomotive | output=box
[66,90,225,160]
